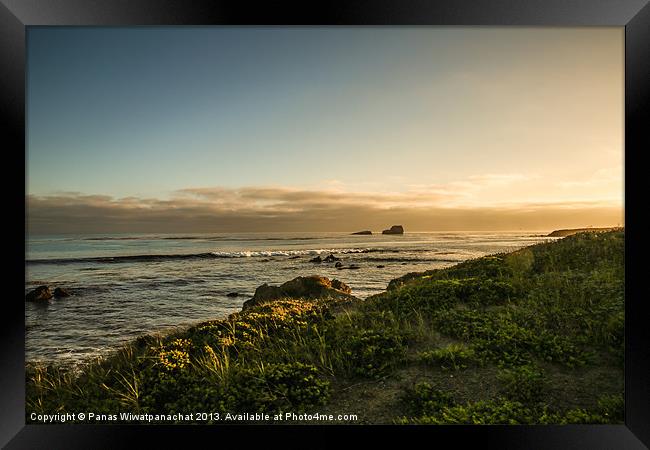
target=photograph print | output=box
[25,26,624,425]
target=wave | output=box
[208,248,388,258]
[26,248,389,265]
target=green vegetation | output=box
[26,231,624,424]
[418,344,477,370]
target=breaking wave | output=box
[26,248,388,265]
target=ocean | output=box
[25,231,555,366]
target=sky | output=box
[26,27,624,234]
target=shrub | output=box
[140,369,226,417]
[404,382,454,415]
[418,344,476,370]
[497,364,547,403]
[343,327,405,379]
[225,362,329,414]
[434,308,587,367]
[402,398,536,425]
[597,393,624,422]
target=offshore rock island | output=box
[382,225,405,235]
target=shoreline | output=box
[26,231,561,366]
[25,227,619,370]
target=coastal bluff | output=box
[547,227,623,237]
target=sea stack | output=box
[53,287,71,298]
[26,285,53,302]
[382,225,404,235]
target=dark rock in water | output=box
[382,225,404,235]
[53,287,71,298]
[309,255,323,263]
[26,285,53,302]
[335,261,343,268]
[226,292,240,297]
[351,230,372,235]
[323,254,341,263]
[288,255,301,259]
[376,265,385,268]
[243,275,356,310]
[338,264,361,270]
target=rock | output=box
[309,255,323,263]
[335,261,343,268]
[348,264,361,270]
[382,225,404,235]
[243,276,356,310]
[376,265,385,268]
[226,292,240,297]
[245,283,283,306]
[351,230,372,235]
[288,255,301,259]
[53,287,71,298]
[323,254,341,263]
[26,285,53,302]
[330,279,353,294]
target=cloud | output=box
[26,182,623,234]
[177,186,454,210]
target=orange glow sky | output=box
[27,27,624,233]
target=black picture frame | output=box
[2,1,649,448]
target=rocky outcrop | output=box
[323,254,341,263]
[309,255,322,263]
[351,230,372,235]
[242,275,356,310]
[382,225,404,235]
[26,286,53,302]
[53,287,71,298]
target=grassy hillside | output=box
[26,230,624,424]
